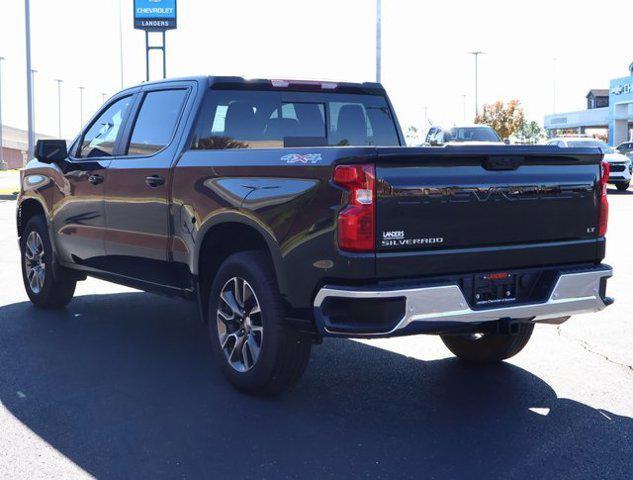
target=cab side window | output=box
[79,96,132,158]
[126,89,188,156]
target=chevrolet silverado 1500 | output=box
[18,76,613,393]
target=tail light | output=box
[598,161,610,237]
[333,164,376,252]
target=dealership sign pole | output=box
[134,0,177,81]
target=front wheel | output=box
[207,251,311,395]
[21,216,76,309]
[440,322,534,363]
[616,182,630,191]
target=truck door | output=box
[53,94,134,270]
[102,86,191,288]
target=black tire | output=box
[616,182,630,191]
[20,215,76,309]
[440,322,534,363]
[207,251,311,395]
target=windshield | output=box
[566,140,614,154]
[447,127,501,143]
[617,143,633,153]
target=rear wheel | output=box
[616,182,630,191]
[21,216,76,309]
[440,322,534,363]
[207,251,311,394]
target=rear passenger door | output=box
[103,84,193,287]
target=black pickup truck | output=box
[18,76,613,394]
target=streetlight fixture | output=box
[0,57,5,169]
[55,79,63,138]
[79,86,85,127]
[468,51,485,118]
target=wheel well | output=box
[17,199,46,238]
[197,222,276,321]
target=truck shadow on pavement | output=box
[0,292,631,479]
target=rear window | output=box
[447,127,501,143]
[191,90,400,150]
[566,140,613,153]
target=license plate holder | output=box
[474,272,517,306]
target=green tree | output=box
[475,99,525,140]
[515,121,545,144]
[405,125,420,146]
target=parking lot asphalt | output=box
[0,171,20,198]
[0,190,631,480]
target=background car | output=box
[424,125,504,146]
[616,141,633,160]
[547,137,632,191]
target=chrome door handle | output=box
[145,175,165,187]
[88,174,104,185]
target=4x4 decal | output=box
[280,153,322,164]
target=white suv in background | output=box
[425,125,504,146]
[547,137,632,191]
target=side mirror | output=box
[35,139,68,164]
[504,138,511,145]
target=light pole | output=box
[468,51,485,118]
[552,57,557,114]
[55,79,63,138]
[101,92,107,104]
[25,0,34,159]
[31,69,37,134]
[118,0,124,88]
[79,86,85,127]
[0,57,5,169]
[376,0,381,83]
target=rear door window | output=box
[126,89,188,156]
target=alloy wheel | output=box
[24,231,46,294]
[216,277,263,372]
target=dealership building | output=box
[544,64,633,146]
[0,125,50,170]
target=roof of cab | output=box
[123,76,386,95]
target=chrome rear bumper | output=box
[313,268,612,336]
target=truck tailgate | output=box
[374,147,604,275]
